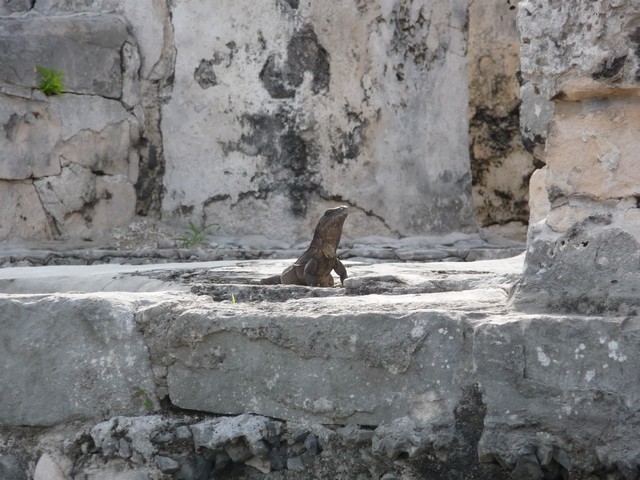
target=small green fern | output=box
[36,66,65,96]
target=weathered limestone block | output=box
[56,120,134,176]
[0,14,128,98]
[0,293,158,426]
[33,0,171,82]
[152,294,497,426]
[47,94,133,141]
[517,0,640,158]
[511,217,640,315]
[0,96,62,180]
[545,97,640,200]
[0,259,639,477]
[34,167,136,238]
[0,92,134,181]
[34,163,97,225]
[162,0,475,240]
[92,175,137,229]
[0,93,138,239]
[512,0,640,313]
[467,0,534,228]
[0,181,52,240]
[476,314,640,477]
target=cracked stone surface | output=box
[0,1,175,240]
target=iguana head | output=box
[311,205,349,253]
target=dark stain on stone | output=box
[237,112,286,159]
[147,143,158,170]
[3,113,20,140]
[391,2,444,70]
[288,25,330,94]
[591,54,627,80]
[259,24,330,99]
[231,109,319,216]
[280,130,308,173]
[136,138,165,217]
[194,59,218,89]
[410,384,510,479]
[331,121,367,164]
[470,104,521,174]
[260,55,296,99]
[279,0,299,8]
[628,27,640,81]
[470,98,535,226]
[521,132,546,156]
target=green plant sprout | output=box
[231,293,236,304]
[176,221,219,247]
[134,387,154,410]
[36,66,66,96]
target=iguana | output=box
[260,205,349,287]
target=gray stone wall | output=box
[162,0,476,240]
[1,0,490,243]
[0,0,539,243]
[0,0,174,240]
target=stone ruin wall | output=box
[510,0,640,314]
[0,0,174,241]
[0,0,532,244]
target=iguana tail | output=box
[259,275,282,285]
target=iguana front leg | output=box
[334,259,348,286]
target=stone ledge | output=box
[1,256,639,478]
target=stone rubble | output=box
[1,412,513,480]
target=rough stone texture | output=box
[0,257,639,478]
[0,0,531,243]
[0,293,158,426]
[0,14,128,98]
[0,92,139,239]
[544,97,640,200]
[467,0,534,231]
[0,95,62,180]
[0,455,26,480]
[0,0,32,15]
[517,0,640,160]
[511,216,640,315]
[0,0,175,240]
[512,0,640,314]
[0,182,53,240]
[527,167,548,224]
[33,453,66,480]
[162,0,476,240]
